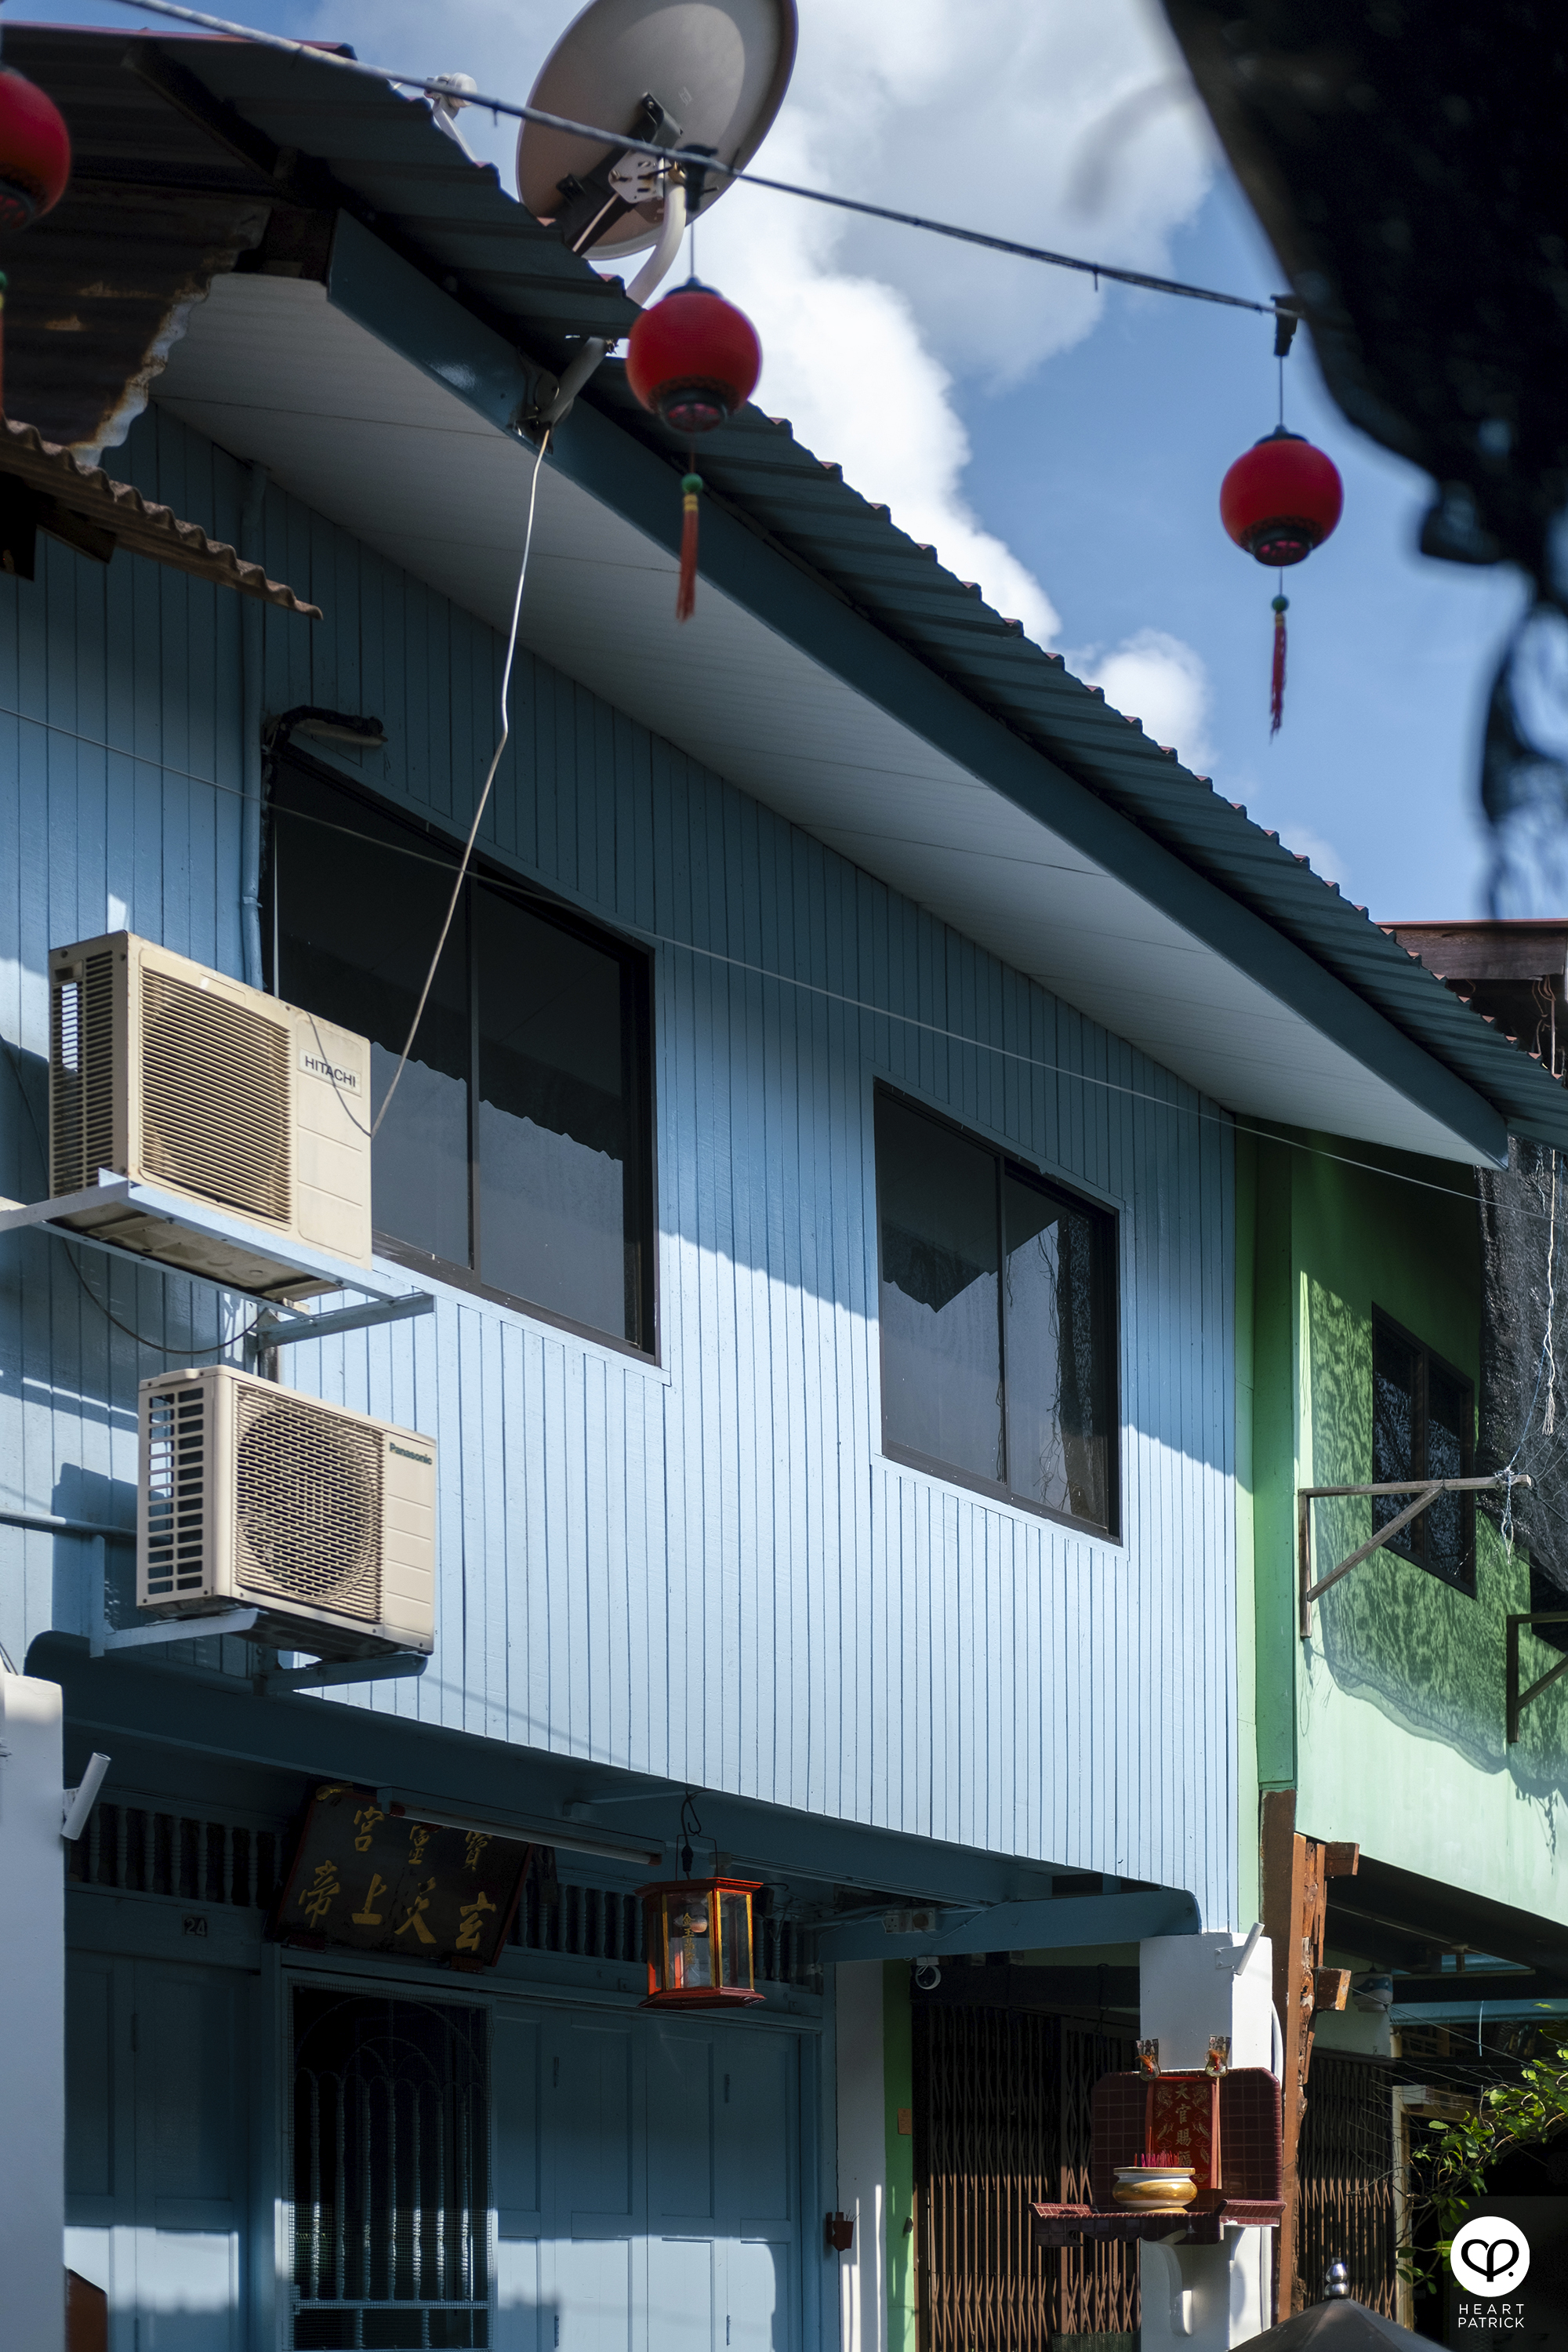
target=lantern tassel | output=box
[677,470,702,622]
[1269,592,1288,735]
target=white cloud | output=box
[1070,627,1214,772]
[307,0,1215,644]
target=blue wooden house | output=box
[3,27,1565,2352]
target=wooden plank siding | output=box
[0,406,1238,1922]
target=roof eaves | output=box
[34,26,1560,1152]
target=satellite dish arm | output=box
[541,176,688,426]
[626,174,688,304]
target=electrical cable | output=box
[361,423,552,1143]
[0,1029,261,1356]
[3,700,1559,1225]
[97,0,1289,325]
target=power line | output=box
[4,695,1536,1220]
[98,0,1287,323]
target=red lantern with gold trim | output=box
[0,67,72,422]
[638,1874,764,2008]
[625,278,761,622]
[0,67,70,232]
[1220,426,1343,735]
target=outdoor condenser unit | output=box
[136,1366,437,1657]
[48,931,372,1298]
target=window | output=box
[874,1088,1118,1534]
[1371,1311,1475,1592]
[267,764,655,1354]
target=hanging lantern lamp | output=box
[639,1874,765,2008]
[0,67,72,423]
[625,278,761,622]
[0,68,71,232]
[1220,426,1343,735]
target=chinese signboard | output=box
[270,1784,533,1969]
[1147,2076,1221,2190]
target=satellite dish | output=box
[517,0,797,265]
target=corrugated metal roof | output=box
[0,418,320,613]
[8,24,1566,1151]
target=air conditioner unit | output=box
[136,1366,436,1658]
[48,931,372,1299]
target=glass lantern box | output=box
[639,1875,764,2007]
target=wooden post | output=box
[1261,1792,1359,2317]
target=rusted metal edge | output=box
[0,417,320,615]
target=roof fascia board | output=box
[327,209,546,438]
[309,212,1501,1163]
[546,395,1508,1166]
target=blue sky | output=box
[17,0,1526,920]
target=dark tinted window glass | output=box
[1372,1324,1417,1544]
[877,1094,1002,1481]
[1004,1171,1111,1527]
[1370,1312,1473,1591]
[1425,1359,1471,1584]
[875,1089,1118,1533]
[476,884,641,1344]
[271,771,469,1265]
[268,765,653,1352]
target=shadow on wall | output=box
[1305,1276,1568,1803]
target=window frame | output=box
[1370,1305,1476,1595]
[873,1083,1121,1541]
[264,753,659,1365]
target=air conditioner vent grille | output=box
[144,1381,210,1598]
[50,949,116,1192]
[234,1389,381,1621]
[140,967,292,1224]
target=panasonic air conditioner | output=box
[136,1366,436,1657]
[48,931,372,1298]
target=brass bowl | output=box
[1112,2167,1197,2212]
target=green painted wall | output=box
[884,1962,917,2352]
[1249,1129,1568,1922]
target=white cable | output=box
[367,427,551,1142]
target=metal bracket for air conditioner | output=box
[1297,1473,1525,1638]
[0,1174,434,1346]
[1505,1609,1568,1744]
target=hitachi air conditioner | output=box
[137,1366,436,1657]
[48,931,371,1298]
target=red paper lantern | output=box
[1220,426,1342,568]
[623,280,762,623]
[625,278,761,435]
[0,68,71,232]
[1220,426,1343,734]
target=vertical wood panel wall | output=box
[0,407,1237,1922]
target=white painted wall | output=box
[834,1962,887,2352]
[0,1672,64,2352]
[1138,1931,1276,2352]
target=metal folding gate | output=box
[911,2003,1138,2352]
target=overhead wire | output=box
[5,695,1563,1225]
[97,0,1288,325]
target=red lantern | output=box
[625,278,762,622]
[1220,426,1343,735]
[0,69,72,424]
[0,69,71,232]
